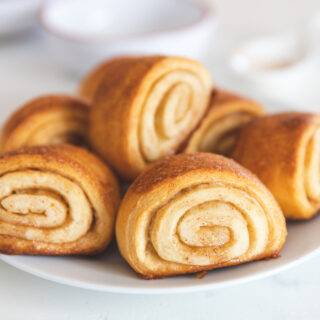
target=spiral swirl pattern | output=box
[0,145,120,255]
[116,153,286,278]
[232,113,320,219]
[0,95,90,153]
[304,126,320,203]
[184,91,265,156]
[90,56,213,181]
[139,70,208,162]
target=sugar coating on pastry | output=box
[232,112,320,219]
[0,94,91,153]
[78,57,137,102]
[116,152,287,278]
[90,55,213,181]
[0,144,120,255]
[183,90,265,155]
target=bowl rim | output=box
[0,0,41,2]
[38,0,215,44]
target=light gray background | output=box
[0,0,319,319]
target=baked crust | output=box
[0,144,120,255]
[116,152,286,278]
[0,94,91,153]
[78,56,137,101]
[183,90,265,155]
[90,55,213,181]
[232,112,320,219]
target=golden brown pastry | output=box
[78,57,135,101]
[0,95,90,153]
[90,55,213,181]
[116,153,286,279]
[0,144,120,255]
[232,112,320,219]
[183,90,265,155]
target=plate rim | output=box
[1,246,319,294]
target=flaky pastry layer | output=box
[232,112,320,219]
[116,153,286,278]
[0,144,120,255]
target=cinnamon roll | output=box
[183,90,265,155]
[90,56,213,181]
[0,144,120,255]
[0,95,90,153]
[116,153,286,278]
[232,112,320,219]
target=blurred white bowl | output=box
[229,32,320,111]
[230,33,305,74]
[39,0,215,74]
[0,0,42,37]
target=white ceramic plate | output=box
[1,217,320,294]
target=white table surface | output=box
[1,0,320,319]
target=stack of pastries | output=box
[0,54,318,279]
